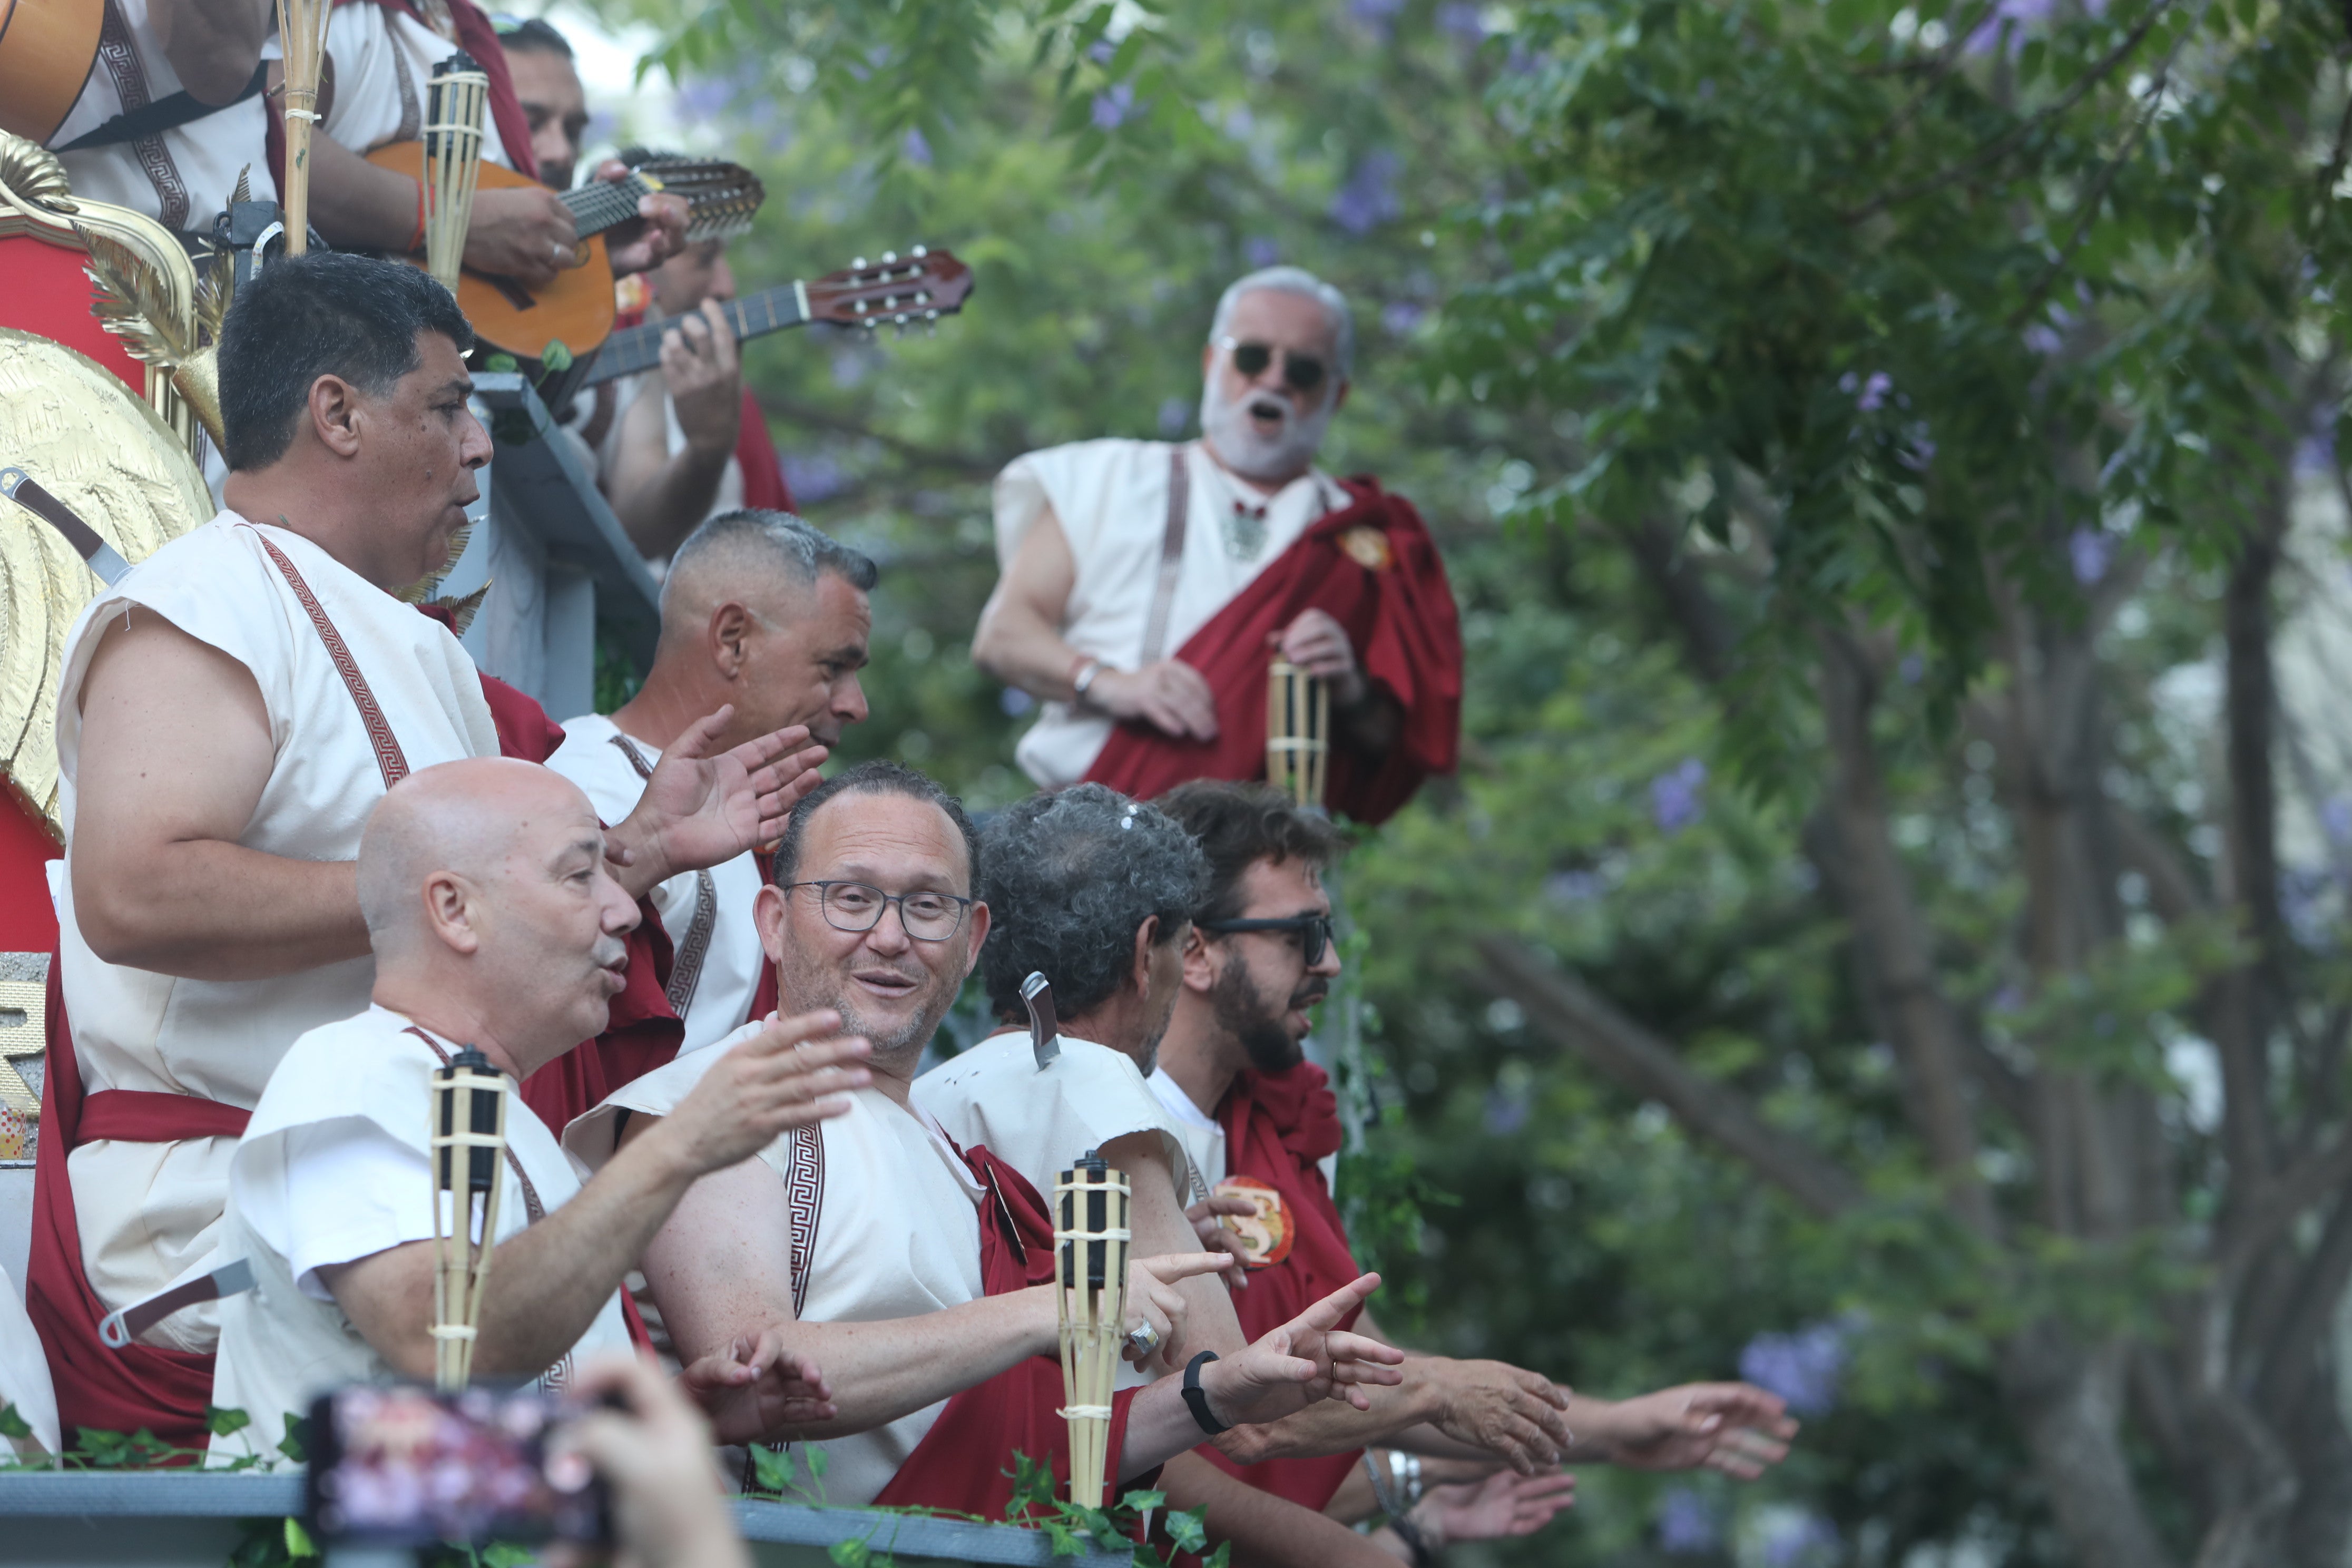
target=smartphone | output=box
[306,1383,611,1547]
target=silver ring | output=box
[553,240,567,261]
[1126,1321,1162,1357]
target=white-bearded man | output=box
[974,267,1462,827]
[32,252,825,1454]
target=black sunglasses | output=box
[1216,336,1327,395]
[1197,913,1333,967]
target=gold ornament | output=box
[0,329,211,838]
[0,131,209,460]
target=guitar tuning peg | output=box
[912,243,928,258]
[925,309,938,321]
[882,250,898,263]
[852,256,868,270]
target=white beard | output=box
[1199,375,1331,483]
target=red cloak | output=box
[871,1142,1150,1521]
[25,661,674,1452]
[1084,480,1461,826]
[1198,1062,1362,1510]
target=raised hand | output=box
[661,299,743,458]
[590,160,689,278]
[681,1327,838,1443]
[1185,1194,1258,1285]
[653,1010,869,1176]
[1410,1467,1576,1545]
[1197,1272,1405,1428]
[605,706,827,895]
[1123,1252,1235,1370]
[1599,1383,1798,1477]
[1423,1358,1575,1474]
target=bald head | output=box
[360,759,639,1073]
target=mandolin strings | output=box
[423,54,489,291]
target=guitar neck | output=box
[582,281,810,387]
[560,174,655,240]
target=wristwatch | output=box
[1072,658,1104,702]
[1182,1351,1230,1435]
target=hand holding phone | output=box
[546,1354,750,1568]
[308,1383,609,1547]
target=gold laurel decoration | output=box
[81,228,227,452]
[0,131,207,462]
[0,329,212,839]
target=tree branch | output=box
[1477,935,1866,1219]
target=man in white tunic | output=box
[571,763,1407,1515]
[47,0,275,236]
[211,758,866,1459]
[549,511,872,1057]
[974,268,1459,826]
[37,253,827,1448]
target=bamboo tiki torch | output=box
[1055,1153,1131,1509]
[422,53,489,288]
[1266,659,1329,809]
[273,0,330,254]
[429,1047,508,1391]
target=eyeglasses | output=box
[1214,336,1328,395]
[783,881,973,942]
[1197,913,1334,968]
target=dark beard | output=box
[1211,958,1314,1074]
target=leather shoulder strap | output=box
[1138,444,1191,667]
[606,736,716,1016]
[248,524,411,790]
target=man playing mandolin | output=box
[974,267,1463,827]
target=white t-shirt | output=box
[571,1029,984,1506]
[293,3,515,168]
[992,440,1341,789]
[545,714,765,1055]
[1147,1068,1228,1192]
[51,0,277,233]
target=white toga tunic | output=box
[545,714,764,1056]
[50,0,277,234]
[210,1007,632,1462]
[570,1031,984,1506]
[992,439,1341,788]
[276,3,515,168]
[914,1031,1193,1202]
[55,512,501,1348]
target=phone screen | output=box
[307,1384,609,1546]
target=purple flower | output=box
[1899,424,1936,472]
[1092,83,1135,130]
[780,453,844,504]
[1437,2,1487,42]
[674,77,736,123]
[2023,324,2064,356]
[1158,396,1191,437]
[1761,1510,1840,1568]
[1899,652,1924,685]
[1657,1488,1719,1554]
[1855,371,1893,412]
[1383,301,1426,336]
[830,350,868,389]
[2323,796,2352,848]
[1482,1087,1529,1135]
[1738,1321,1849,1416]
[1244,236,1281,268]
[1544,869,1602,905]
[999,687,1034,717]
[1330,150,1403,236]
[1965,0,2056,54]
[1351,0,1405,34]
[2069,528,2112,586]
[901,127,932,165]
[1650,758,1707,835]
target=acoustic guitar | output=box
[541,246,976,408]
[362,145,761,361]
[1,0,102,142]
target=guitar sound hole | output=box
[481,273,538,311]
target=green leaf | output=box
[806,1445,830,1479]
[749,1443,797,1495]
[0,1405,31,1440]
[1119,1488,1167,1513]
[540,339,574,374]
[283,1516,318,1560]
[278,1414,310,1465]
[482,1543,535,1567]
[205,1406,253,1438]
[1164,1505,1210,1555]
[829,1536,873,1568]
[482,352,520,374]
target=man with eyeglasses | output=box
[570,761,1411,1516]
[1151,781,1804,1515]
[975,266,1462,826]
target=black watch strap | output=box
[1182,1351,1230,1435]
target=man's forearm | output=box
[156,0,268,102]
[471,1131,702,1376]
[611,445,732,559]
[970,596,1083,700]
[306,133,421,251]
[75,845,367,978]
[1163,1453,1398,1568]
[1210,1366,1446,1463]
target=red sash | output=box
[1198,1063,1360,1510]
[331,0,539,184]
[871,1142,1149,1520]
[1085,480,1461,826]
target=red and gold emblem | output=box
[1338,525,1392,572]
[1214,1175,1294,1269]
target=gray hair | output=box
[979,784,1209,1023]
[1209,266,1355,379]
[659,509,878,629]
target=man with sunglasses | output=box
[976,267,1462,826]
[1149,781,1804,1515]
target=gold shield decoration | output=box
[0,328,210,839]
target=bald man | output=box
[550,511,873,1054]
[208,759,871,1461]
